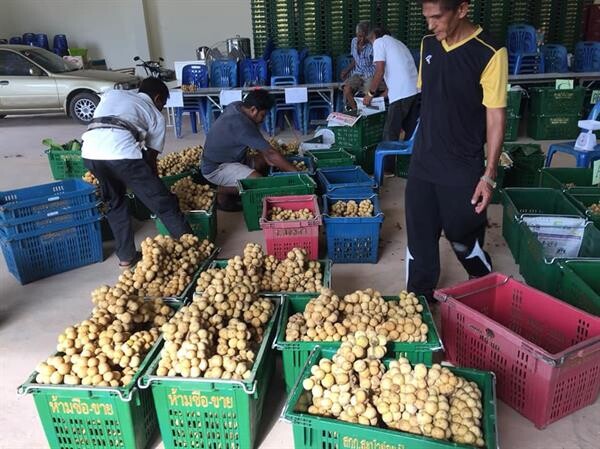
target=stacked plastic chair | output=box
[574,41,600,72]
[22,33,35,46]
[269,48,302,136]
[206,59,238,130]
[175,64,208,138]
[53,34,69,57]
[540,44,569,73]
[335,54,353,112]
[507,24,543,75]
[302,55,333,135]
[240,58,268,86]
[545,102,600,168]
[33,34,49,50]
[9,36,22,44]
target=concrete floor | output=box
[0,114,597,449]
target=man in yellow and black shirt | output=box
[406,0,508,300]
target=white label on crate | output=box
[593,160,600,186]
[522,216,586,259]
[555,79,574,90]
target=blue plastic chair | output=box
[206,59,238,130]
[9,36,22,45]
[373,121,420,186]
[269,76,303,136]
[574,41,600,72]
[22,33,35,45]
[33,34,49,50]
[507,24,542,75]
[541,44,568,73]
[240,58,268,86]
[175,64,208,138]
[270,48,300,83]
[545,102,600,168]
[302,55,333,135]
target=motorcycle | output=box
[133,56,176,82]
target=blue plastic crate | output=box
[0,202,100,238]
[0,179,96,221]
[317,166,377,197]
[1,216,103,284]
[269,156,316,176]
[323,193,384,263]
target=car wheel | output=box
[69,92,99,124]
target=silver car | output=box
[0,45,140,123]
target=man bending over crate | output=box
[405,0,508,300]
[81,77,192,268]
[200,89,296,212]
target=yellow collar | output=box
[442,26,483,52]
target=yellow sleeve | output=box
[417,38,424,89]
[480,47,508,108]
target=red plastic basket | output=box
[434,273,600,429]
[259,195,321,259]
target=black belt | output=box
[87,116,142,143]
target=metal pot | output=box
[226,35,251,59]
[196,46,210,61]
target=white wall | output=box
[1,0,253,72]
[1,0,150,70]
[143,0,253,67]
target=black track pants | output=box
[84,158,192,262]
[405,175,492,300]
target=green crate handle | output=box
[138,295,283,395]
[280,345,322,423]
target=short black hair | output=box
[370,27,390,39]
[139,77,169,102]
[418,0,470,10]
[243,88,274,111]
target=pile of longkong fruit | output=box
[330,199,374,217]
[302,332,486,447]
[34,234,214,387]
[268,206,315,221]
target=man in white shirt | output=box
[82,77,191,268]
[363,28,420,141]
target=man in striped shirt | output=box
[340,21,378,111]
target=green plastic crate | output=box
[275,294,443,393]
[238,174,317,231]
[556,260,600,316]
[501,188,584,263]
[565,191,600,229]
[528,87,586,116]
[339,144,376,174]
[502,143,545,188]
[329,111,386,149]
[539,168,596,191]
[138,296,281,449]
[504,113,520,141]
[306,149,356,169]
[395,154,411,178]
[45,146,86,180]
[201,259,332,297]
[17,337,164,449]
[527,114,581,140]
[283,347,498,449]
[506,89,523,116]
[153,202,218,242]
[518,221,600,294]
[161,170,197,189]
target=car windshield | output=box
[19,48,77,73]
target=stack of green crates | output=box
[335,144,376,174]
[330,111,386,149]
[505,89,523,141]
[502,143,545,187]
[527,87,585,140]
